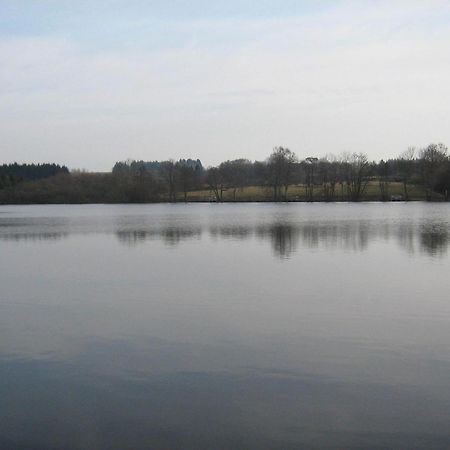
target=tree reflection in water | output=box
[114,219,450,258]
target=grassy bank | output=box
[0,175,440,204]
[183,182,430,202]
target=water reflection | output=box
[2,204,450,449]
[0,232,67,242]
[116,227,202,246]
[209,225,253,240]
[420,224,449,256]
[256,223,300,258]
[0,206,449,257]
[255,222,373,257]
[116,220,450,258]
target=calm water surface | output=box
[1,203,450,449]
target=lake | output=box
[1,203,450,450]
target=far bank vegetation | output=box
[1,144,450,204]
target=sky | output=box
[1,0,450,171]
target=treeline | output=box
[1,143,449,204]
[110,143,450,202]
[0,163,69,189]
[0,172,162,204]
[112,159,204,202]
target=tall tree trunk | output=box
[403,180,409,201]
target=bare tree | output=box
[378,160,390,201]
[206,166,225,202]
[304,157,318,201]
[340,152,370,201]
[267,147,298,201]
[219,159,253,200]
[398,146,416,200]
[420,143,448,200]
[176,164,195,202]
[160,160,177,202]
[315,156,339,202]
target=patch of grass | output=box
[182,181,430,202]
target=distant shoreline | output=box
[0,199,443,206]
[0,176,447,205]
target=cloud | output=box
[1,0,450,170]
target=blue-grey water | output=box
[1,203,450,450]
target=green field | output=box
[181,181,431,202]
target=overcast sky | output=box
[1,0,450,171]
